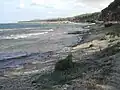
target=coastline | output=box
[0,23,120,90]
[18,21,73,24]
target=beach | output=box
[0,22,91,90]
[0,23,120,90]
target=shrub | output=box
[55,54,74,71]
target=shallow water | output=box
[0,23,89,69]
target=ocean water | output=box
[0,23,88,69]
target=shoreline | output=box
[18,21,74,24]
[0,23,120,90]
[0,23,90,90]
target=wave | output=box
[0,51,54,69]
[44,29,54,32]
[0,32,48,40]
[0,52,30,61]
[0,51,54,61]
[0,28,38,32]
[0,28,54,32]
[0,28,32,31]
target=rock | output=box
[100,37,106,40]
[86,20,96,23]
[89,44,94,48]
[0,85,3,89]
[68,31,83,34]
[104,23,113,27]
[55,54,74,71]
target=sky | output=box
[1,0,114,23]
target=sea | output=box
[0,23,89,70]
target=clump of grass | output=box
[55,53,74,71]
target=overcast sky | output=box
[1,0,114,23]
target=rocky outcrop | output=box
[99,0,120,21]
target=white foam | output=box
[0,28,54,32]
[0,32,48,39]
[0,28,36,31]
[48,29,54,31]
[39,29,54,32]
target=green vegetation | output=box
[72,12,100,22]
[55,54,74,71]
[18,12,100,23]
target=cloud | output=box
[79,0,114,9]
[74,2,85,7]
[19,0,25,9]
[19,3,24,8]
[31,0,86,10]
[48,11,53,14]
[31,0,114,11]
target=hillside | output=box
[18,12,100,23]
[99,0,120,21]
[71,12,100,23]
